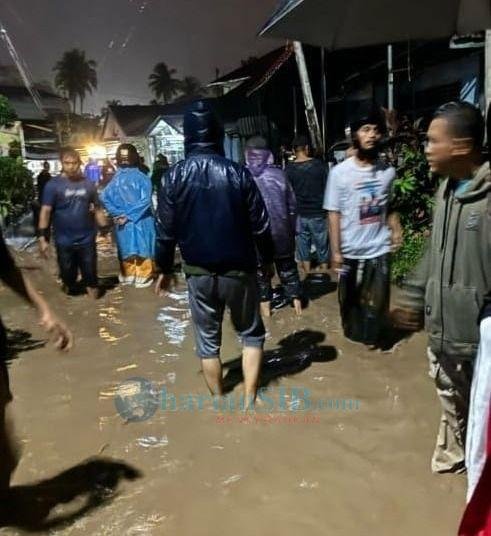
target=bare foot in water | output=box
[260,301,272,318]
[293,298,302,316]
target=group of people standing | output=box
[37,145,156,296]
[0,98,489,530]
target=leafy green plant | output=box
[0,95,16,126]
[0,95,33,223]
[0,157,33,221]
[8,140,22,158]
[391,230,427,285]
[388,143,438,282]
[391,144,435,232]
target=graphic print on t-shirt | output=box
[356,178,386,225]
[65,188,88,198]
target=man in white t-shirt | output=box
[324,108,402,346]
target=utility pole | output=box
[387,44,394,110]
[321,47,328,159]
[293,41,323,154]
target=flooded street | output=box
[0,242,465,535]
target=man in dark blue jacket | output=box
[155,101,274,406]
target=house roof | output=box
[0,84,68,120]
[209,47,290,86]
[207,46,294,97]
[106,103,189,138]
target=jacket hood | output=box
[245,148,274,178]
[453,162,491,202]
[183,100,224,157]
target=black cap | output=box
[350,106,386,138]
[292,135,310,150]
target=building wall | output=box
[147,118,184,165]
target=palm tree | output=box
[179,76,203,98]
[54,49,97,114]
[148,62,180,104]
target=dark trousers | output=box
[338,253,391,345]
[257,257,302,303]
[0,321,17,491]
[56,241,98,291]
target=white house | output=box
[101,104,185,166]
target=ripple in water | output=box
[157,289,190,346]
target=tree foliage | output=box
[54,49,98,114]
[0,95,17,127]
[385,129,439,283]
[0,157,33,219]
[179,76,202,98]
[0,95,31,221]
[148,62,181,104]
[390,144,435,233]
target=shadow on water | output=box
[376,327,413,352]
[222,329,338,394]
[0,458,142,533]
[99,275,120,294]
[302,273,337,302]
[269,273,337,312]
[60,275,119,299]
[4,328,45,363]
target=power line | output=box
[0,19,46,116]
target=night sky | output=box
[0,0,281,112]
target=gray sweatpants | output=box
[187,274,265,359]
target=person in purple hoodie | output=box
[245,136,302,317]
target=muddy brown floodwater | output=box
[0,241,465,535]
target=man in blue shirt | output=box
[38,147,103,299]
[84,157,101,185]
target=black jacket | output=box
[156,101,273,274]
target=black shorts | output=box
[187,274,265,358]
[56,241,98,290]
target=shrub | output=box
[0,157,34,221]
[0,95,16,127]
[391,230,427,285]
[389,143,438,283]
[390,144,435,233]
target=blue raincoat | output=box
[101,167,156,259]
